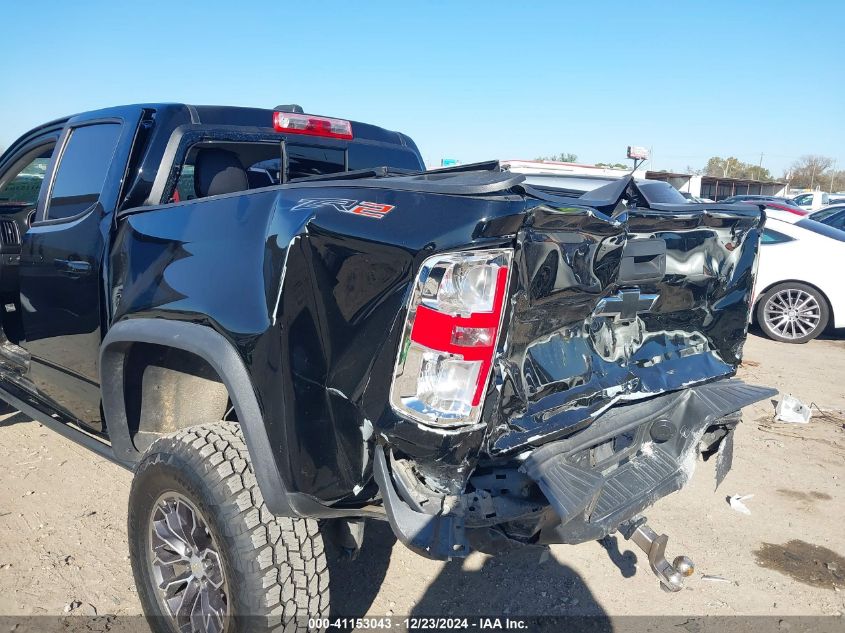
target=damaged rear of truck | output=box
[109,161,775,597]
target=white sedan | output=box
[753,208,845,343]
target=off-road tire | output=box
[128,422,329,632]
[756,281,829,344]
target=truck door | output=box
[19,114,138,429]
[0,132,60,342]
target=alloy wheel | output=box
[148,492,229,633]
[763,288,821,340]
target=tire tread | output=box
[130,421,328,631]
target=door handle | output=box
[55,259,92,275]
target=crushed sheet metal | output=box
[714,430,734,490]
[486,202,764,456]
[271,235,299,326]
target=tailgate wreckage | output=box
[365,169,775,592]
[375,379,773,591]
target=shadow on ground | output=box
[748,325,845,342]
[326,520,396,620]
[329,520,620,631]
[0,410,31,428]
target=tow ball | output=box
[626,523,695,592]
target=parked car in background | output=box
[738,199,808,216]
[809,204,845,230]
[790,191,830,211]
[754,210,845,342]
[504,164,692,203]
[722,194,793,204]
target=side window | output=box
[795,218,845,242]
[832,212,845,230]
[761,228,794,244]
[47,123,122,220]
[175,164,196,201]
[0,146,54,207]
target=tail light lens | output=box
[390,249,512,427]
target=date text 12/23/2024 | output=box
[309,617,530,630]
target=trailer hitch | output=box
[625,523,694,592]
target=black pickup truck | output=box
[0,103,775,631]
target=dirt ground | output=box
[0,330,843,628]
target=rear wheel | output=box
[128,422,330,633]
[757,282,829,343]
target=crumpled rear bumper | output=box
[525,380,776,544]
[374,379,776,560]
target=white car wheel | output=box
[757,282,829,343]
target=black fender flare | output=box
[100,318,294,516]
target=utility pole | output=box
[831,160,837,192]
[758,153,764,180]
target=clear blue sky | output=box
[2,1,843,176]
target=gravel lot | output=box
[0,331,843,628]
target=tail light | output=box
[390,249,512,427]
[272,112,353,140]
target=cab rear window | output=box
[287,145,345,180]
[171,137,424,202]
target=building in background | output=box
[645,171,788,201]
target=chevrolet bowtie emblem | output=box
[595,290,659,322]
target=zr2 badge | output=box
[291,198,395,219]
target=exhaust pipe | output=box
[626,523,694,592]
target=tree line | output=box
[535,152,842,191]
[782,155,842,191]
[696,155,841,190]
